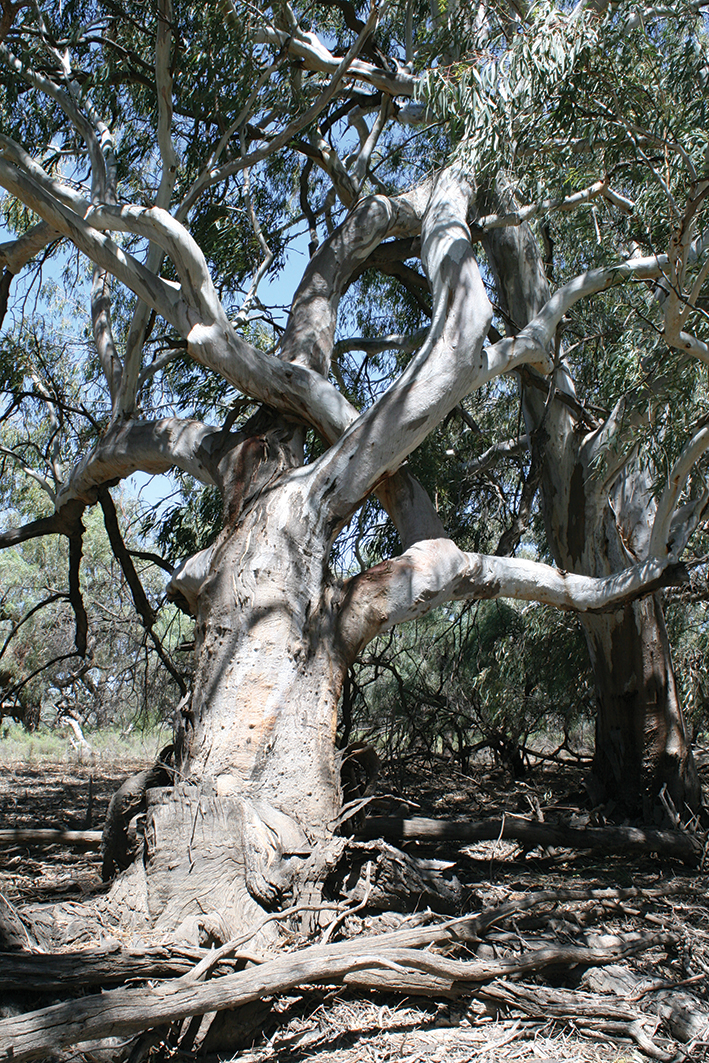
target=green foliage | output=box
[0,500,189,732]
[348,599,593,771]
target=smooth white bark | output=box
[305,168,494,518]
[338,538,684,657]
[54,419,219,509]
[649,421,709,559]
[0,221,59,273]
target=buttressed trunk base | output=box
[111,480,348,945]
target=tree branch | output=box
[0,592,69,663]
[68,521,88,657]
[177,5,382,213]
[0,220,60,274]
[338,538,687,658]
[98,486,187,695]
[253,23,416,97]
[280,194,419,375]
[0,157,191,334]
[649,419,709,559]
[116,0,180,418]
[54,418,220,509]
[307,167,494,520]
[0,499,86,550]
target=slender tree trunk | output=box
[481,173,700,818]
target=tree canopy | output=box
[0,0,708,841]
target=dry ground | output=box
[0,745,708,1063]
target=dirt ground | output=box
[0,747,708,1062]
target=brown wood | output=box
[0,829,102,849]
[0,946,230,990]
[478,982,673,1061]
[0,927,676,1063]
[357,815,702,863]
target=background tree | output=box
[0,0,707,942]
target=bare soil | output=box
[0,747,708,1062]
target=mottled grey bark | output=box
[481,173,700,818]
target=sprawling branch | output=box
[338,539,687,659]
[484,254,670,373]
[280,193,421,374]
[0,157,190,333]
[0,41,109,197]
[471,179,634,235]
[306,168,494,519]
[0,499,86,550]
[53,418,220,510]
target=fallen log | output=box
[358,815,703,863]
[0,928,677,1063]
[0,945,233,991]
[479,980,673,1061]
[0,828,102,850]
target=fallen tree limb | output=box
[0,928,678,1063]
[479,981,673,1061]
[358,815,703,863]
[0,828,102,849]
[0,945,234,991]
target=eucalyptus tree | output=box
[0,0,707,939]
[431,2,709,816]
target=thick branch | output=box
[98,488,156,628]
[486,254,670,373]
[98,487,187,694]
[91,269,122,405]
[0,927,669,1063]
[307,168,494,519]
[359,815,702,863]
[338,538,687,658]
[280,195,419,374]
[0,499,86,550]
[0,220,59,273]
[54,418,219,509]
[0,158,190,334]
[649,419,709,559]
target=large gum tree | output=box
[0,0,707,940]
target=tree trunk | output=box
[112,424,348,944]
[481,173,700,818]
[583,599,699,820]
